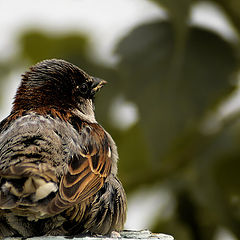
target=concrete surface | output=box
[3,230,174,240]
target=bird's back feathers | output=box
[0,111,120,228]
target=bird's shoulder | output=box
[0,109,114,169]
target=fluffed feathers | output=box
[0,59,126,238]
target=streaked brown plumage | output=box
[0,59,127,237]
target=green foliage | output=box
[19,31,88,63]
[116,20,237,170]
[1,0,240,239]
[115,17,240,237]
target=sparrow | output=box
[0,59,127,238]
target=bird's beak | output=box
[91,77,107,94]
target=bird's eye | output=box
[79,83,88,94]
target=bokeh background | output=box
[1,0,240,239]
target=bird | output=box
[0,59,127,238]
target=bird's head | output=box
[12,59,106,122]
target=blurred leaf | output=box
[116,21,238,173]
[19,31,88,63]
[115,20,239,238]
[110,123,151,192]
[192,113,240,237]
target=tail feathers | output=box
[0,163,58,217]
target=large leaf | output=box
[116,20,238,171]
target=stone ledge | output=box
[4,230,174,240]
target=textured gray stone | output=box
[3,230,174,240]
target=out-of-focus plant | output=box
[114,0,240,239]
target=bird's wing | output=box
[0,113,67,216]
[0,113,112,217]
[47,121,112,214]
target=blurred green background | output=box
[1,0,240,239]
